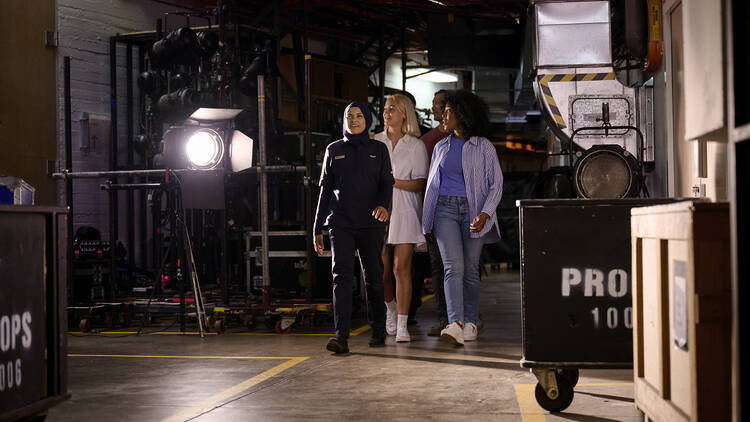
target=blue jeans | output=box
[433,196,484,324]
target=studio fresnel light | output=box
[162,108,253,173]
[185,128,224,170]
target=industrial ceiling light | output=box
[185,128,224,170]
[405,68,458,83]
[573,144,641,199]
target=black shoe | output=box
[369,330,386,347]
[427,318,448,337]
[326,336,349,354]
[407,317,418,326]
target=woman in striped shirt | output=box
[421,90,503,346]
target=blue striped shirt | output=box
[422,135,504,243]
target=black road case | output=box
[518,199,675,412]
[0,206,69,421]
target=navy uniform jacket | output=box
[313,137,394,234]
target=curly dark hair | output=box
[444,89,490,139]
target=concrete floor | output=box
[46,270,643,421]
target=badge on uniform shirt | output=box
[334,155,345,160]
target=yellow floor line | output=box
[68,354,306,360]
[68,293,438,338]
[514,384,546,422]
[160,356,309,422]
[68,353,310,421]
[69,331,219,336]
[349,324,372,336]
[226,332,332,336]
[69,331,332,336]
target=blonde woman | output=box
[374,94,429,342]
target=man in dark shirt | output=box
[420,89,450,336]
[421,90,449,159]
[314,101,394,354]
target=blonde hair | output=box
[385,94,421,137]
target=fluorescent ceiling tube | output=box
[406,68,458,83]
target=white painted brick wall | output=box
[56,0,201,264]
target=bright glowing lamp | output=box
[186,128,224,170]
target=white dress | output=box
[374,132,429,246]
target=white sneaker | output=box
[463,322,478,341]
[396,326,411,342]
[386,308,397,336]
[440,322,464,346]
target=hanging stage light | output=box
[573,144,641,199]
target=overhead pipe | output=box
[52,166,306,180]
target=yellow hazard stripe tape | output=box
[537,72,616,129]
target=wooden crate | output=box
[630,201,731,422]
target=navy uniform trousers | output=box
[329,226,385,339]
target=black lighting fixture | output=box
[535,166,576,198]
[572,144,642,199]
[566,102,647,199]
[161,108,254,209]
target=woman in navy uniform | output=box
[314,101,394,354]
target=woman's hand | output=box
[372,206,389,222]
[314,234,325,256]
[470,212,490,233]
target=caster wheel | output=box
[560,368,579,388]
[214,319,225,334]
[79,318,89,332]
[534,373,574,412]
[275,320,292,334]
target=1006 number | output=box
[590,306,632,330]
[0,359,22,391]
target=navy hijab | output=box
[343,101,373,144]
